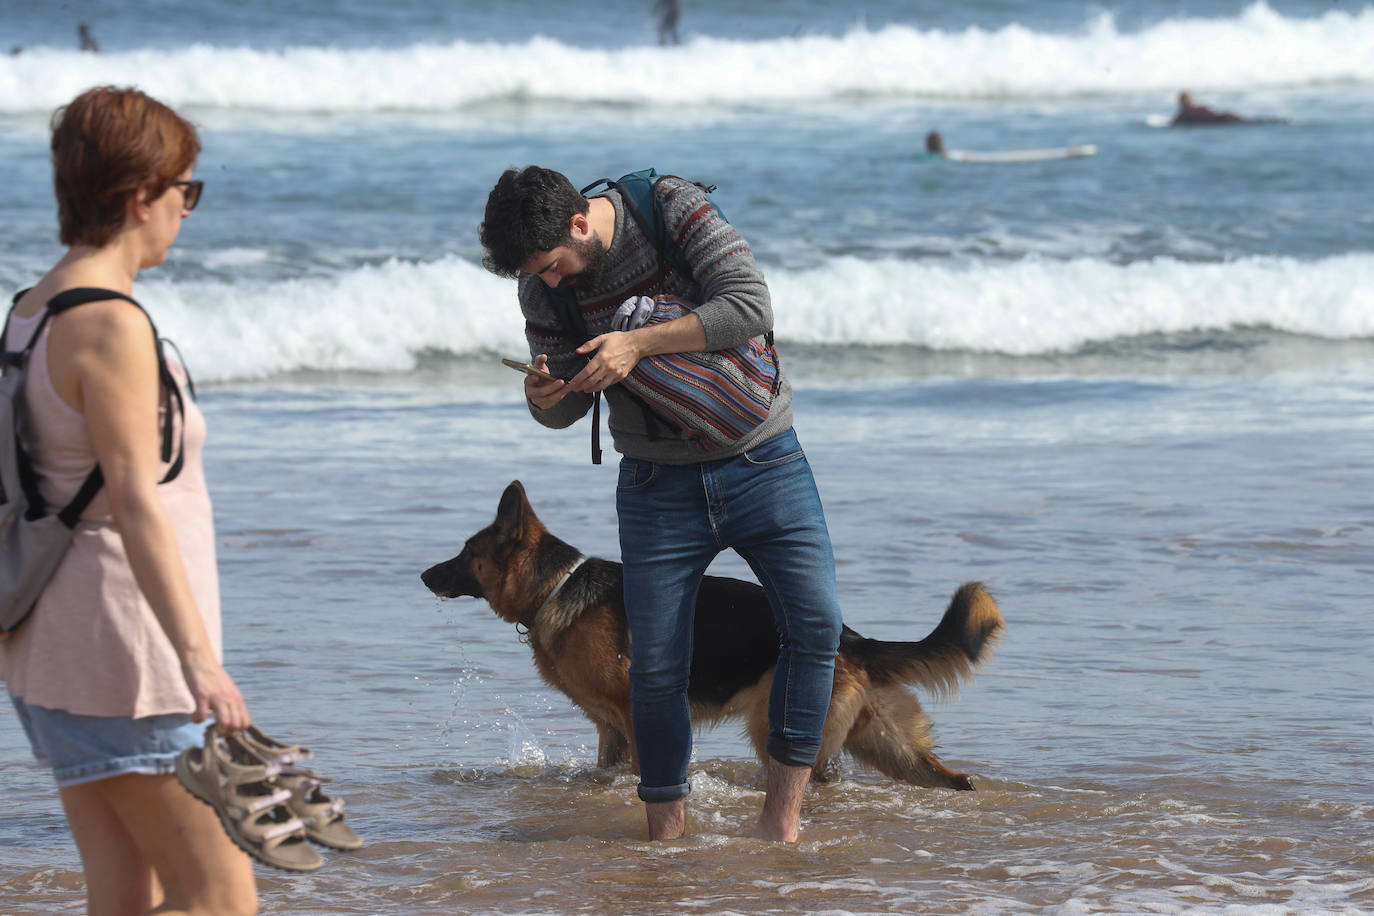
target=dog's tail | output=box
[841,582,1003,696]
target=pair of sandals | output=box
[176,724,363,873]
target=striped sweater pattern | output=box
[516,176,794,464]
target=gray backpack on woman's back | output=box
[0,288,187,637]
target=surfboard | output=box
[1146,113,1290,128]
[945,144,1097,163]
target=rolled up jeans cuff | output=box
[767,736,821,769]
[637,780,692,803]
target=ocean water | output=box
[1,1,1373,913]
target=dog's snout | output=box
[421,552,482,600]
[420,563,445,593]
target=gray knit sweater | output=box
[518,176,794,464]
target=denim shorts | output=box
[9,693,205,788]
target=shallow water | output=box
[5,349,1373,914]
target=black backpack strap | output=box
[15,429,101,526]
[47,287,188,483]
[159,337,197,401]
[544,287,603,465]
[589,390,603,465]
[3,288,55,369]
[7,286,185,527]
[545,284,674,462]
[4,289,88,523]
[1,289,27,364]
[55,466,104,528]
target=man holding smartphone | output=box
[479,166,843,843]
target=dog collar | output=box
[533,556,587,623]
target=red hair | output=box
[50,86,201,248]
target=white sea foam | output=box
[775,252,1374,351]
[0,3,1370,114]
[134,251,1374,382]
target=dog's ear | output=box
[494,481,527,545]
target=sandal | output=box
[175,727,324,872]
[235,724,314,768]
[236,724,364,851]
[282,773,364,851]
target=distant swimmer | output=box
[78,22,99,53]
[1170,91,1246,126]
[921,130,948,160]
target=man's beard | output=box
[559,234,607,290]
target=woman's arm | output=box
[56,300,250,733]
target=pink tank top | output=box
[0,303,222,718]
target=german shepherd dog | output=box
[421,481,1004,789]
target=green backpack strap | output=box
[553,170,772,464]
[580,169,721,291]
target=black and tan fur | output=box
[421,481,1004,789]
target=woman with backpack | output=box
[1,86,258,914]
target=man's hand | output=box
[572,331,642,393]
[525,354,570,408]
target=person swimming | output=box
[1170,92,1246,126]
[921,130,948,159]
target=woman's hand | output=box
[182,649,251,734]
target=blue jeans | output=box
[616,428,843,803]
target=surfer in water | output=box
[1170,91,1247,126]
[922,131,948,159]
[918,129,1095,164]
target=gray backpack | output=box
[0,288,187,637]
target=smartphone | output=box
[501,357,558,382]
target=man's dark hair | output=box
[479,166,589,278]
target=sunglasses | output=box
[170,179,204,212]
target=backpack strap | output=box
[550,172,777,463]
[545,287,603,465]
[592,171,776,367]
[3,291,104,525]
[580,169,706,293]
[55,463,105,528]
[2,289,54,368]
[1,290,27,363]
[589,173,727,442]
[6,287,192,527]
[617,173,780,396]
[546,278,677,464]
[45,288,190,485]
